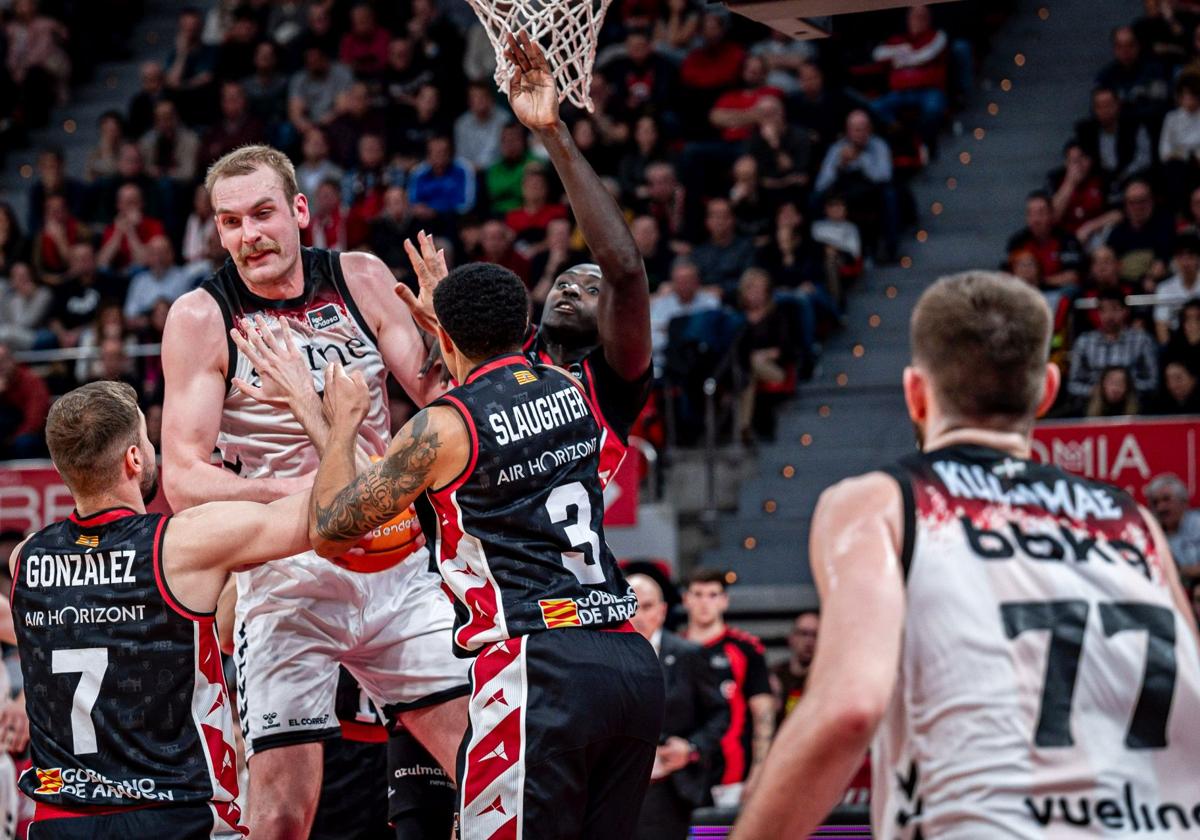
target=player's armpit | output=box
[732,472,905,840]
[309,406,467,557]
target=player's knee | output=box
[251,803,316,840]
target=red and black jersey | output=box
[424,354,639,656]
[12,508,242,828]
[523,330,651,488]
[687,627,772,784]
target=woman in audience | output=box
[737,267,796,444]
[74,302,134,385]
[85,111,127,182]
[619,116,665,202]
[0,262,52,350]
[1160,72,1200,211]
[1086,365,1141,417]
[1148,360,1200,413]
[181,184,213,265]
[1165,299,1200,372]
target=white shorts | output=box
[233,550,468,756]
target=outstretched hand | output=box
[231,315,315,408]
[395,230,447,335]
[505,30,559,132]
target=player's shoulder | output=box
[816,471,902,519]
[725,626,766,655]
[162,288,226,351]
[338,249,391,285]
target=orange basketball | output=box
[332,457,426,573]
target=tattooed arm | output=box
[308,361,468,557]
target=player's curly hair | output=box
[433,262,530,361]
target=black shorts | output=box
[28,800,246,839]
[456,627,664,840]
[387,728,456,839]
[311,735,390,840]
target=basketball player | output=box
[732,272,1200,839]
[7,381,315,837]
[308,262,665,839]
[396,31,653,488]
[160,145,468,837]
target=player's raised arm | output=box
[308,362,466,558]
[506,31,651,381]
[161,290,312,509]
[732,473,906,840]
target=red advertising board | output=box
[0,462,172,534]
[1030,416,1198,506]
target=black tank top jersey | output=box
[523,330,651,487]
[334,666,387,743]
[426,354,639,655]
[12,508,239,809]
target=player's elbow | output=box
[822,695,887,746]
[308,523,346,560]
[163,459,206,512]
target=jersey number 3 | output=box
[546,482,605,585]
[52,648,109,755]
[1001,600,1176,750]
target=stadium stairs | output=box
[703,0,1132,657]
[0,1,188,223]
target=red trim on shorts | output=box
[151,516,213,621]
[33,801,153,821]
[340,720,388,743]
[600,620,635,634]
[464,354,531,384]
[68,507,138,526]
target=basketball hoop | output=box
[464,0,613,112]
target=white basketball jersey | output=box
[874,444,1200,839]
[200,248,391,479]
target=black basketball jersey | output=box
[425,354,638,655]
[523,330,651,486]
[11,508,241,814]
[874,444,1200,837]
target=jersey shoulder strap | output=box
[879,457,919,581]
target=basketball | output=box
[332,504,425,573]
[332,458,426,573]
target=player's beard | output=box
[139,457,160,504]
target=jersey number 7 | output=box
[52,648,110,755]
[1001,600,1176,750]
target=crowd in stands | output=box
[0,0,1016,459]
[1005,4,1200,418]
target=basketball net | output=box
[464,0,613,112]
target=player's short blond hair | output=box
[204,144,299,204]
[46,381,142,496]
[911,271,1051,424]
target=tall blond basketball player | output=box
[733,272,1200,839]
[161,146,468,838]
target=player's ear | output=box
[125,444,142,479]
[293,191,310,229]
[1035,362,1060,419]
[902,366,928,427]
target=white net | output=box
[463,0,614,113]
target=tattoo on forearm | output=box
[314,413,440,542]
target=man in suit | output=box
[630,573,730,840]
